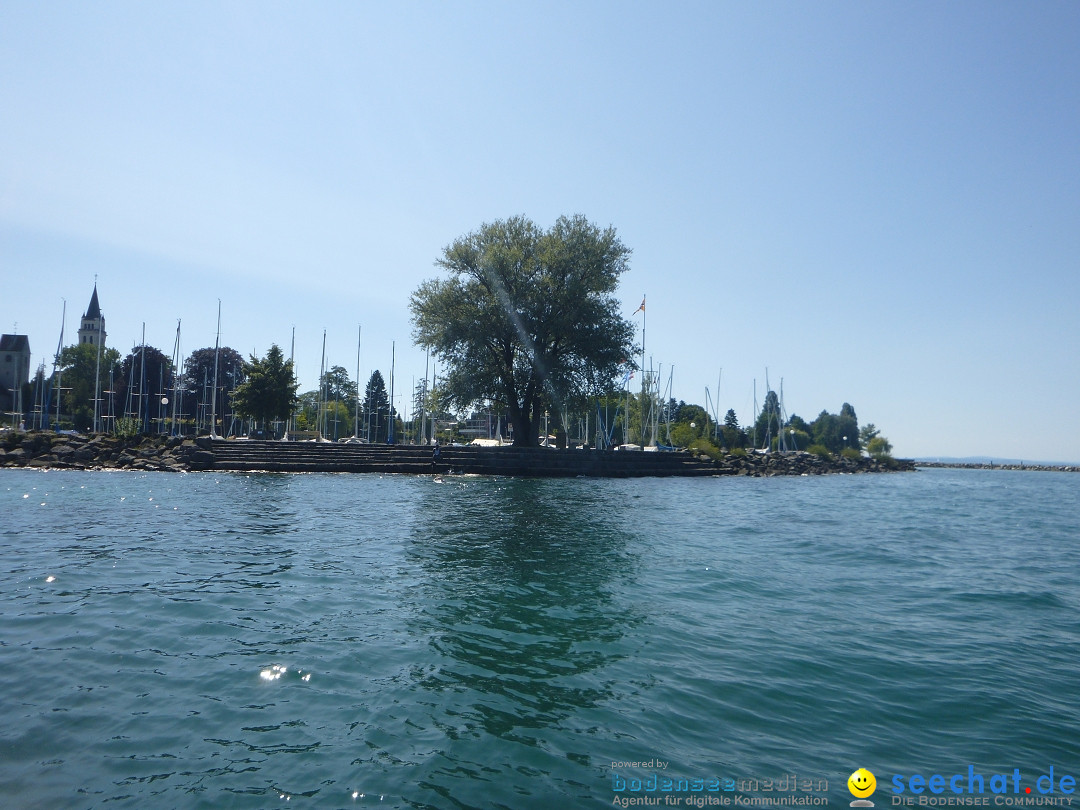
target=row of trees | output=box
[31,338,409,441]
[495,391,893,458]
[294,367,401,442]
[666,399,893,458]
[27,335,894,455]
[20,213,892,453]
[34,343,244,433]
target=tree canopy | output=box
[810,406,860,453]
[753,390,781,449]
[363,370,393,443]
[867,435,893,459]
[182,346,246,425]
[410,214,636,447]
[230,344,298,434]
[322,365,358,411]
[115,344,173,426]
[54,342,121,431]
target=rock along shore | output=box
[0,431,915,478]
[915,461,1078,473]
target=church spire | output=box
[78,283,106,347]
[84,284,102,321]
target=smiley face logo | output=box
[848,768,877,799]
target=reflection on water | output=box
[3,469,1080,808]
[405,479,644,738]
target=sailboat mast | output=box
[421,350,429,444]
[318,329,327,439]
[388,341,395,444]
[170,320,181,436]
[666,366,674,446]
[763,368,772,451]
[138,323,147,434]
[288,325,295,437]
[640,295,646,445]
[708,371,722,442]
[752,379,758,450]
[92,310,104,434]
[354,324,361,440]
[45,299,65,431]
[429,361,436,444]
[210,300,221,439]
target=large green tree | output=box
[410,214,636,447]
[721,408,747,450]
[753,390,781,450]
[181,346,246,427]
[230,344,298,435]
[53,342,121,431]
[321,365,358,412]
[810,405,860,453]
[114,344,174,428]
[362,370,393,443]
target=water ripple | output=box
[1,468,1078,807]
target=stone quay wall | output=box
[1,431,915,478]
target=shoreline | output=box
[915,461,1078,473]
[1,431,917,478]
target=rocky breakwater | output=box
[699,450,914,476]
[915,461,1078,473]
[0,431,203,472]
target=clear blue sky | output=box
[2,2,1078,461]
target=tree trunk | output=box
[506,397,537,447]
[505,377,540,447]
[511,414,536,447]
[507,400,537,447]
[553,415,567,449]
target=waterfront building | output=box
[0,333,31,422]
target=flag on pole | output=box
[634,295,646,315]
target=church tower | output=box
[78,284,106,347]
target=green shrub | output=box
[841,447,861,461]
[807,444,832,461]
[114,417,140,439]
[670,422,698,448]
[688,438,723,460]
[867,435,893,459]
[729,447,747,458]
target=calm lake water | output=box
[2,467,1079,809]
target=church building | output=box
[0,333,31,421]
[78,284,107,346]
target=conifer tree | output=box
[231,345,298,434]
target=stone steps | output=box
[193,440,720,478]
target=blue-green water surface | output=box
[2,468,1078,809]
